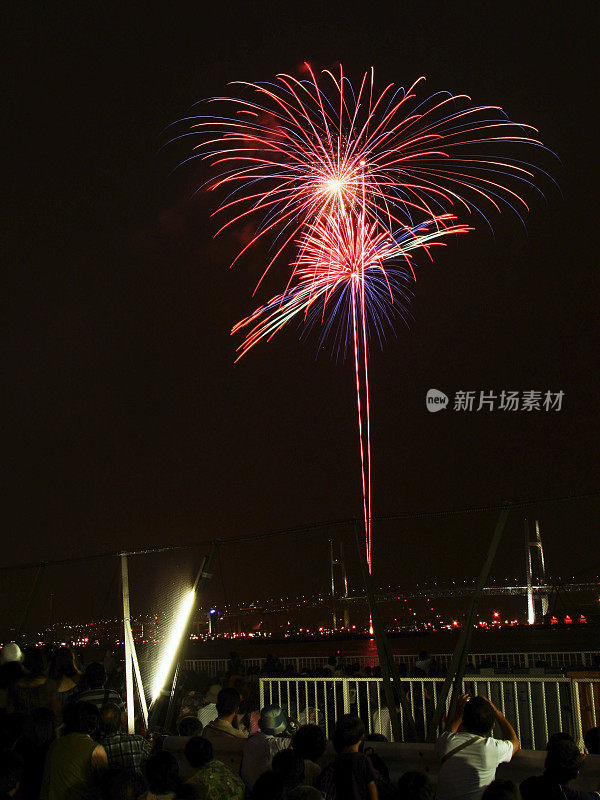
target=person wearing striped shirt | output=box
[76,662,125,713]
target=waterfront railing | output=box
[258,675,600,750]
[184,649,600,677]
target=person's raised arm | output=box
[367,779,379,800]
[445,693,470,733]
[488,699,519,754]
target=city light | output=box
[151,588,195,703]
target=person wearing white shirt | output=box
[436,694,519,800]
[197,684,220,728]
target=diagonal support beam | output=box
[121,553,135,733]
[125,619,148,728]
[426,504,511,741]
[354,519,417,742]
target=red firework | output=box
[169,64,548,292]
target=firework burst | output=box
[171,65,554,588]
[168,64,550,291]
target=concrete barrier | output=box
[163,735,600,792]
[367,742,600,793]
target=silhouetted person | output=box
[138,751,194,800]
[13,649,60,724]
[202,688,247,773]
[317,714,378,800]
[520,736,599,800]
[177,716,202,737]
[49,647,82,711]
[397,770,434,800]
[251,771,286,800]
[0,661,23,717]
[100,702,150,783]
[272,749,323,799]
[40,702,108,800]
[77,663,124,712]
[291,724,326,786]
[12,707,56,800]
[414,651,432,676]
[584,726,600,756]
[0,750,24,800]
[482,779,522,800]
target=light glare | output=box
[151,589,195,702]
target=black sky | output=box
[4,2,600,616]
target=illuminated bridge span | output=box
[345,582,598,602]
[222,581,597,618]
[219,522,598,623]
[326,519,597,628]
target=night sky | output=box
[4,2,600,623]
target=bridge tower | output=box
[524,519,549,624]
[329,540,350,630]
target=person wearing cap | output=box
[240,704,292,791]
[1,643,24,665]
[0,643,25,714]
[198,685,221,728]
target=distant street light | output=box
[208,608,217,635]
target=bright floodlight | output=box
[151,588,195,703]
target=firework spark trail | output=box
[231,215,471,359]
[232,214,472,579]
[350,283,369,570]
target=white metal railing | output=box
[183,650,600,676]
[258,676,600,750]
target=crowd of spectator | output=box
[1,642,599,800]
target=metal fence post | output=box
[342,678,351,714]
[570,678,584,748]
